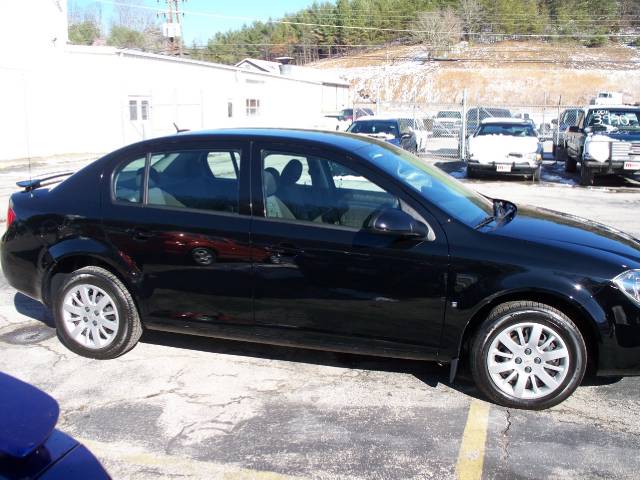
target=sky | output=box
[72,0,315,45]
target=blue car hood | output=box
[0,372,59,458]
[493,205,640,266]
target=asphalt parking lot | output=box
[1,155,640,479]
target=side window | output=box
[146,149,241,213]
[114,156,146,203]
[262,149,399,229]
[577,112,585,129]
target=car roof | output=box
[122,128,382,153]
[352,115,403,122]
[582,105,640,112]
[480,117,530,125]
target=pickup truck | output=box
[564,106,640,186]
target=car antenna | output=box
[173,122,190,133]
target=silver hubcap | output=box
[487,321,570,400]
[62,284,119,349]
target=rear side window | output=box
[146,149,241,213]
[114,156,146,203]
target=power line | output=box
[92,1,640,38]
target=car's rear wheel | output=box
[565,155,577,173]
[532,167,541,182]
[470,301,587,410]
[579,163,594,186]
[53,266,142,359]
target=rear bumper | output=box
[1,228,44,302]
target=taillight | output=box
[6,206,15,228]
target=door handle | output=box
[127,228,154,241]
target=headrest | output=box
[264,167,280,185]
[263,169,277,197]
[281,159,303,186]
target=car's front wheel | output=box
[53,266,143,359]
[470,301,587,410]
[565,154,577,173]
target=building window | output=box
[129,100,138,121]
[141,100,149,120]
[246,99,260,117]
[228,101,233,118]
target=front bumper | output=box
[467,160,540,174]
[584,159,640,174]
[594,285,640,376]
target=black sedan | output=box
[2,129,640,410]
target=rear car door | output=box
[250,141,449,358]
[102,139,255,331]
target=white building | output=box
[0,1,350,162]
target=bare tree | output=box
[458,0,483,41]
[113,0,156,32]
[413,9,462,57]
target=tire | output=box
[53,266,143,359]
[532,167,541,182]
[565,154,577,173]
[466,165,477,179]
[579,163,594,186]
[470,301,587,410]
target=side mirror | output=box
[568,125,582,133]
[366,208,428,239]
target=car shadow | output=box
[14,292,55,327]
[12,293,619,398]
[140,328,482,395]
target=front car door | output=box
[249,141,449,359]
[102,138,255,333]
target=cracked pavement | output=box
[1,156,640,479]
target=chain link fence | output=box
[353,97,583,161]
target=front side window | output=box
[262,149,399,229]
[114,156,146,203]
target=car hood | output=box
[0,372,60,458]
[469,135,539,156]
[592,131,640,142]
[492,205,640,265]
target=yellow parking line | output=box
[455,399,491,480]
[77,437,304,480]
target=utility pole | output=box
[160,0,186,56]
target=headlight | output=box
[613,270,640,306]
[526,152,542,164]
[586,141,610,162]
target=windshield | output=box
[586,109,640,130]
[437,111,461,119]
[356,142,493,226]
[348,120,399,137]
[477,123,537,137]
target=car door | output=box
[567,111,585,158]
[249,141,449,359]
[102,139,255,332]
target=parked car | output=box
[564,105,640,186]
[466,118,543,180]
[399,117,429,152]
[325,108,374,132]
[347,116,418,152]
[3,129,640,410]
[0,372,110,479]
[552,108,581,157]
[465,107,513,138]
[432,111,462,137]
